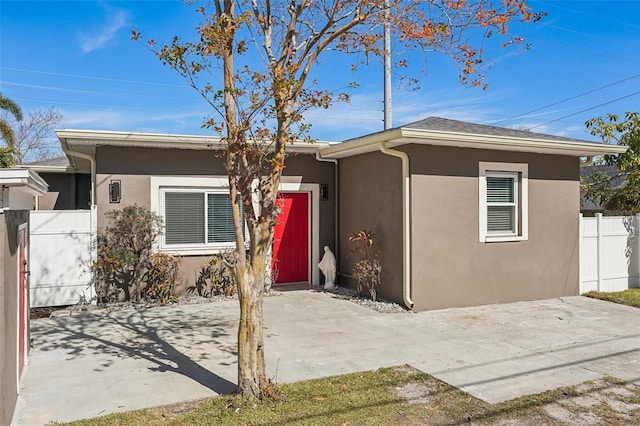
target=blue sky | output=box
[1,0,639,142]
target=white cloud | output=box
[62,109,129,127]
[78,6,130,53]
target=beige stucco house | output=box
[30,117,625,312]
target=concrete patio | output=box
[12,290,640,425]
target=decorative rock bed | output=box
[31,285,407,319]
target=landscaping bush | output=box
[189,251,237,298]
[349,230,382,301]
[144,253,180,305]
[91,205,163,304]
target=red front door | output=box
[18,227,26,378]
[272,192,309,283]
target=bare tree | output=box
[0,107,65,164]
[134,0,544,398]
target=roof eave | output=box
[0,169,49,195]
[318,127,627,158]
[400,128,628,157]
[55,129,331,153]
[319,128,404,158]
[56,129,225,151]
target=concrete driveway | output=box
[12,290,640,425]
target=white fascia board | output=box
[0,169,49,195]
[56,129,224,151]
[56,129,332,153]
[400,128,628,157]
[318,129,404,158]
[318,127,627,158]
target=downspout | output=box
[315,152,340,269]
[379,142,414,310]
[61,141,96,206]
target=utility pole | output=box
[383,0,392,130]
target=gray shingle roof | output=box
[580,164,625,189]
[24,156,70,167]
[402,117,591,143]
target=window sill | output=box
[483,235,528,243]
[158,245,235,256]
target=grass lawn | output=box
[60,365,640,425]
[583,288,640,308]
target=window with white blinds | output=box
[207,193,243,243]
[486,174,517,234]
[163,189,241,248]
[479,162,528,243]
[165,192,205,244]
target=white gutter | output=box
[379,142,413,310]
[61,141,96,206]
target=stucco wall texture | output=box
[94,146,336,293]
[338,151,404,304]
[339,144,580,311]
[407,145,580,311]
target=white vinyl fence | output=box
[580,213,640,293]
[29,207,96,307]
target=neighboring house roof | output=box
[320,116,627,159]
[26,157,71,167]
[580,164,626,212]
[580,164,625,189]
[15,156,75,174]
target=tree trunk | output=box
[236,222,270,397]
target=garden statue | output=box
[318,246,337,290]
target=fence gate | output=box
[29,207,96,307]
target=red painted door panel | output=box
[18,228,26,377]
[272,192,309,283]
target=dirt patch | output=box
[396,382,436,405]
[545,379,640,425]
[393,365,640,426]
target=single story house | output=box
[27,117,625,312]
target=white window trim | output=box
[479,162,528,243]
[150,176,320,285]
[160,187,239,251]
[151,177,233,255]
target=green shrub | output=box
[189,251,237,298]
[91,205,163,304]
[144,253,180,305]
